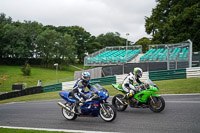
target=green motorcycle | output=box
[112,79,165,113]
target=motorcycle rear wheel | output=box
[62,102,77,120]
[112,94,128,111]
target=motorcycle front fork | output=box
[100,103,110,115]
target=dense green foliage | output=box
[96,32,127,48]
[135,37,151,53]
[145,0,200,51]
[0,13,127,65]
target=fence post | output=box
[165,45,170,70]
[188,39,192,68]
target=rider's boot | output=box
[72,104,78,114]
[123,94,129,105]
[72,102,83,115]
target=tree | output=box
[36,29,60,67]
[63,26,93,63]
[0,13,12,29]
[135,37,152,53]
[36,28,75,67]
[0,13,12,58]
[54,33,75,64]
[96,32,126,48]
[145,0,200,51]
[21,21,43,58]
[0,18,43,59]
[1,23,29,58]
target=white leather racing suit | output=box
[122,72,142,93]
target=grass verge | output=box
[0,128,72,133]
[0,65,75,92]
[0,91,61,104]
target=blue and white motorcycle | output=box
[57,84,117,122]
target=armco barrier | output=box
[62,81,76,90]
[90,76,116,86]
[0,86,43,100]
[186,67,200,78]
[42,83,62,93]
[149,69,186,81]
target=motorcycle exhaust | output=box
[116,97,126,105]
[57,102,73,113]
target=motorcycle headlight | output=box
[103,91,109,97]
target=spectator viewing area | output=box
[140,42,190,62]
[84,40,192,71]
[84,45,142,66]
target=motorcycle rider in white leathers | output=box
[122,67,143,99]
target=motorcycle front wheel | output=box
[99,103,116,122]
[62,102,77,120]
[149,96,165,113]
[112,94,128,111]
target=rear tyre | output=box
[112,94,128,111]
[149,96,165,113]
[99,103,116,122]
[62,102,77,120]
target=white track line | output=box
[0,126,118,133]
[161,93,200,96]
[166,101,200,103]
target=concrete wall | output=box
[74,67,102,80]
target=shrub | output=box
[21,62,31,76]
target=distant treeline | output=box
[0,13,127,67]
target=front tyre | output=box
[62,103,77,120]
[149,96,165,113]
[99,103,117,122]
[112,94,128,111]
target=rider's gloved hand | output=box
[130,90,134,95]
[126,90,134,97]
[84,94,90,99]
[80,97,85,103]
[126,93,130,97]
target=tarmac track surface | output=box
[0,95,200,133]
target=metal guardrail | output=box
[90,76,116,86]
[42,83,62,93]
[0,86,43,100]
[186,67,200,78]
[149,69,186,81]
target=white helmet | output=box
[133,67,143,78]
[82,72,90,81]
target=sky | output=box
[0,0,157,43]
